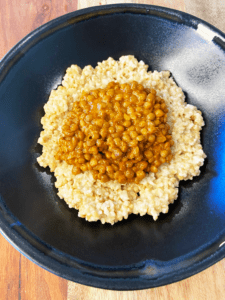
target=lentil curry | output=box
[55,82,174,184]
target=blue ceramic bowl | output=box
[0,4,225,290]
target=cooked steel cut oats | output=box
[37,56,206,224]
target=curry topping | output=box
[55,81,174,184]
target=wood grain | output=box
[0,229,67,300]
[20,255,67,300]
[0,0,78,60]
[78,0,185,11]
[184,0,225,33]
[0,233,20,300]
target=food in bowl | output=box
[37,56,206,224]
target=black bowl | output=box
[0,4,225,290]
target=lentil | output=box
[55,82,173,184]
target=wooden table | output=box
[0,1,224,299]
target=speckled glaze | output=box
[0,4,224,291]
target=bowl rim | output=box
[0,3,225,291]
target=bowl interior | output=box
[0,5,225,289]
